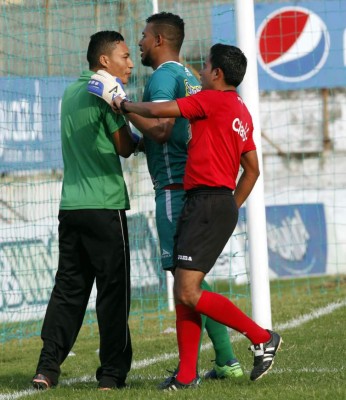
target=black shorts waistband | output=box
[186,186,234,197]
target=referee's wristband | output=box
[120,98,131,114]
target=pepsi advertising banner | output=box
[0,77,73,172]
[212,1,346,90]
[239,203,327,277]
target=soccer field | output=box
[0,276,345,400]
[0,1,345,398]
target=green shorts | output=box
[155,188,185,270]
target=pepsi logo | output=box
[257,7,330,82]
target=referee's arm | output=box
[234,150,260,209]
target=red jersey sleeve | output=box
[176,91,211,120]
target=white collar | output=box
[156,61,183,70]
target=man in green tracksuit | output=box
[32,31,136,391]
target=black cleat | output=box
[157,368,177,389]
[250,330,282,381]
[158,375,200,391]
[32,374,53,390]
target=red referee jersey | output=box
[176,89,256,191]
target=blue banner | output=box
[239,203,327,277]
[212,1,345,90]
[0,77,73,172]
[0,212,162,320]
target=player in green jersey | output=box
[126,12,244,383]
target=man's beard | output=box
[141,54,152,67]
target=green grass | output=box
[1,276,345,399]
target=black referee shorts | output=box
[173,187,238,274]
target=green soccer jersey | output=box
[142,61,201,190]
[59,70,130,210]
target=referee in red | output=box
[113,43,282,390]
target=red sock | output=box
[195,291,270,344]
[175,304,201,384]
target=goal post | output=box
[235,0,272,328]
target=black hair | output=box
[87,31,124,69]
[146,12,184,51]
[210,44,247,87]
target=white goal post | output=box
[235,0,272,328]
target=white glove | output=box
[87,70,127,106]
